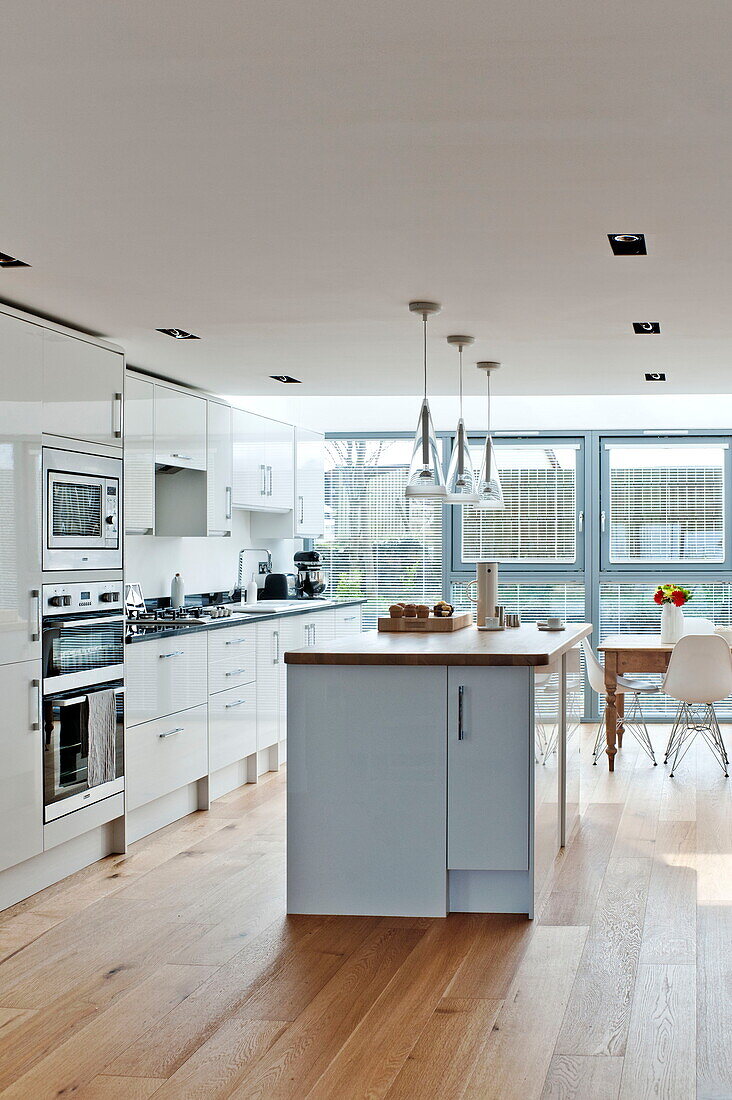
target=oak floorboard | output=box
[305,915,476,1099]
[151,1019,287,1099]
[229,923,425,1099]
[541,1055,623,1099]
[445,913,534,999]
[697,904,732,1099]
[555,857,651,1057]
[0,964,217,1099]
[539,803,623,925]
[385,997,502,1100]
[618,963,695,1099]
[72,1074,167,1099]
[639,821,696,965]
[460,925,588,1100]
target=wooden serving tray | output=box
[378,612,472,633]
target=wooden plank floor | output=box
[0,726,728,1099]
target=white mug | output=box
[546,616,563,628]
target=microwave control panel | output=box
[104,481,119,545]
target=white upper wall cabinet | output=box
[154,385,207,470]
[232,408,294,513]
[124,375,155,534]
[42,330,123,448]
[0,311,42,665]
[295,427,325,537]
[207,400,233,536]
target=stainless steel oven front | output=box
[43,445,122,571]
[42,582,125,821]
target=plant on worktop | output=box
[654,584,692,644]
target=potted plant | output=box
[653,584,692,643]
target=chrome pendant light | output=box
[405,301,446,498]
[445,334,478,503]
[475,361,504,510]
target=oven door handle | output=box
[51,614,124,629]
[54,686,125,707]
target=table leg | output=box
[604,652,618,772]
[616,692,624,748]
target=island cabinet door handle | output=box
[458,685,465,741]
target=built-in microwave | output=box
[42,446,122,571]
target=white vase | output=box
[660,602,684,644]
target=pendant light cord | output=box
[423,314,428,398]
[458,344,464,418]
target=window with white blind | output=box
[458,441,580,567]
[315,438,443,629]
[604,442,726,565]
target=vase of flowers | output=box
[654,584,691,644]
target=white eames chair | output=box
[581,637,659,766]
[662,633,732,778]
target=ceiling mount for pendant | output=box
[475,361,504,511]
[405,300,446,499]
[445,335,478,505]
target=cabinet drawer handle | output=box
[343,616,356,622]
[159,727,184,739]
[159,650,184,659]
[224,699,248,709]
[113,392,123,438]
[225,638,248,646]
[458,685,465,741]
[225,667,247,676]
[225,485,233,520]
[273,629,280,664]
[172,453,192,462]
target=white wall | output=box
[230,393,732,435]
[125,510,299,600]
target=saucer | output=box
[537,621,566,631]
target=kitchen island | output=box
[285,622,591,918]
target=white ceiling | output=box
[1,1,731,397]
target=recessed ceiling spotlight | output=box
[633,322,660,334]
[645,372,666,382]
[0,251,30,267]
[608,233,647,256]
[156,328,200,339]
[270,375,301,384]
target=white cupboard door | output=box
[154,386,207,470]
[276,618,304,744]
[207,400,233,535]
[0,312,42,665]
[0,660,43,872]
[209,685,257,772]
[447,666,531,872]
[125,633,208,728]
[232,408,269,509]
[124,375,155,534]
[43,330,123,448]
[295,427,325,536]
[255,622,279,750]
[333,606,362,637]
[267,420,295,511]
[126,704,208,811]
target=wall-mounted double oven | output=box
[40,438,125,824]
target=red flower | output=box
[654,591,664,605]
[671,591,686,606]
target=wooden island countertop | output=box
[285,622,592,667]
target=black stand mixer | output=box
[294,550,327,598]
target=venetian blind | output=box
[461,443,578,563]
[607,444,726,563]
[315,438,443,629]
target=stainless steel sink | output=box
[236,599,334,613]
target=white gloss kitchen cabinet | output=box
[233,408,294,512]
[207,399,233,536]
[125,632,208,729]
[295,427,325,537]
[0,310,42,666]
[0,660,43,873]
[208,624,257,772]
[42,328,123,448]
[124,374,155,534]
[154,384,207,470]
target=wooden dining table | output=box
[597,635,679,771]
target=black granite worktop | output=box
[125,598,366,643]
